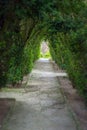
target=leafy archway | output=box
[0,0,87,101]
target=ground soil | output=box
[0,98,15,130]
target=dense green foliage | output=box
[48,1,87,100]
[0,0,87,101]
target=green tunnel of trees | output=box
[0,0,87,101]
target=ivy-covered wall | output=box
[0,0,87,101]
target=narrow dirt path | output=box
[1,59,78,130]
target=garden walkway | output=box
[1,58,78,130]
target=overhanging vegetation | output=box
[0,0,87,101]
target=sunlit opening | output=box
[40,41,51,59]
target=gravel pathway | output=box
[1,58,78,130]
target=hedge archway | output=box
[0,0,87,101]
